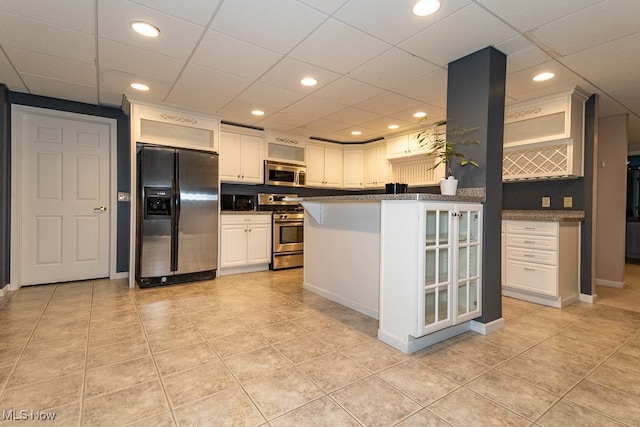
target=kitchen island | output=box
[300,189,490,353]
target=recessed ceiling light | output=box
[533,72,555,82]
[413,111,427,118]
[251,110,265,116]
[130,21,160,38]
[412,0,441,17]
[130,83,149,91]
[300,77,317,86]
[351,131,362,136]
[388,124,400,130]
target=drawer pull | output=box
[524,267,536,272]
[523,254,535,258]
[524,240,536,244]
[524,227,536,230]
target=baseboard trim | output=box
[470,318,505,335]
[595,278,625,289]
[580,293,597,303]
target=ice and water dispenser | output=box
[144,187,171,219]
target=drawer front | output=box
[505,220,557,236]
[221,214,271,225]
[506,247,557,266]
[505,234,557,251]
[505,260,557,297]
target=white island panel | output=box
[303,202,381,318]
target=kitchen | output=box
[1,1,639,425]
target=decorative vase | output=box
[440,176,458,195]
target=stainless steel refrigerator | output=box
[136,145,219,287]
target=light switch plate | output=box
[117,192,130,202]
[563,196,573,208]
[542,197,550,208]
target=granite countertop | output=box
[502,209,585,222]
[220,210,272,215]
[298,187,486,204]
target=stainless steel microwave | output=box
[264,161,306,187]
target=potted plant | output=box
[415,119,479,195]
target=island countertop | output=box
[298,187,486,204]
[502,209,585,222]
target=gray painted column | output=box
[446,47,506,324]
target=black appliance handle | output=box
[171,151,180,272]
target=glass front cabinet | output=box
[417,203,482,336]
[378,201,483,353]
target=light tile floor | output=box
[0,269,639,426]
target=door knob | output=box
[93,206,107,212]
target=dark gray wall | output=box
[447,47,506,324]
[0,85,9,287]
[8,92,131,273]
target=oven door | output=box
[273,220,304,253]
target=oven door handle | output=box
[274,221,304,227]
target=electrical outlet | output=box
[563,196,573,208]
[542,197,550,208]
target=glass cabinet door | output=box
[456,208,482,322]
[420,207,454,336]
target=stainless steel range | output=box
[257,193,303,270]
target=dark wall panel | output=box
[0,85,9,287]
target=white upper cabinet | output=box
[219,129,264,184]
[343,148,364,189]
[125,98,220,152]
[364,142,389,188]
[307,141,343,188]
[386,132,429,159]
[503,87,588,181]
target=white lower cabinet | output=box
[502,220,580,307]
[220,215,271,272]
[379,201,483,352]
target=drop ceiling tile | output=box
[289,18,391,75]
[399,3,518,67]
[0,0,95,34]
[349,47,439,90]
[301,118,351,134]
[178,64,253,98]
[211,0,327,54]
[0,12,95,64]
[496,37,552,75]
[99,87,128,107]
[165,85,231,115]
[505,61,582,98]
[99,39,185,83]
[280,96,346,121]
[6,47,96,86]
[298,0,349,15]
[478,0,602,33]
[355,91,421,116]
[0,50,25,91]
[257,57,341,94]
[529,0,640,57]
[130,0,222,26]
[307,77,384,106]
[325,107,382,126]
[559,33,640,91]
[98,68,173,101]
[237,82,305,109]
[393,69,448,103]
[218,98,274,126]
[329,125,380,142]
[191,30,283,80]
[334,0,472,45]
[98,0,205,61]
[21,74,97,104]
[389,103,446,127]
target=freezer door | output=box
[176,149,219,274]
[137,146,174,279]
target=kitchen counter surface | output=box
[220,210,272,215]
[502,209,585,222]
[299,187,486,203]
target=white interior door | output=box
[19,112,111,285]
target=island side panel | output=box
[302,202,381,319]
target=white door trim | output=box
[10,105,118,290]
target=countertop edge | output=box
[502,209,585,222]
[299,188,486,204]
